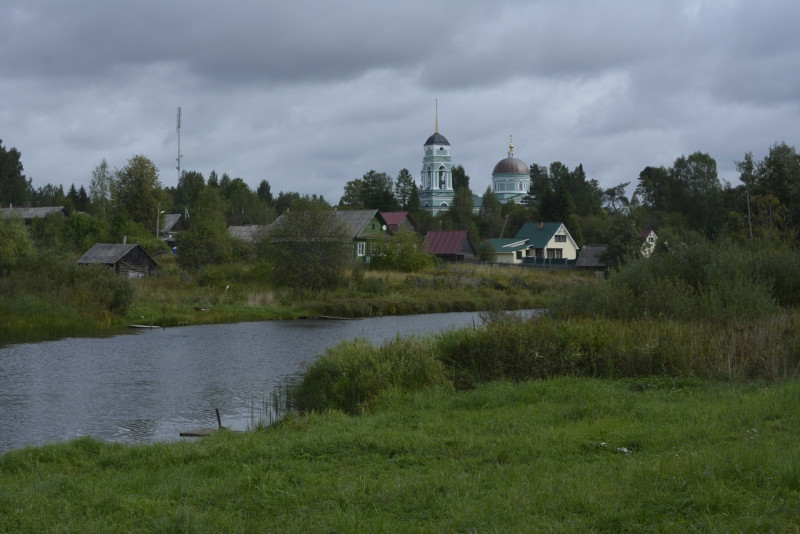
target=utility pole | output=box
[176,107,183,181]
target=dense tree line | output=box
[329,142,800,269]
[3,138,800,291]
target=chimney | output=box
[123,235,127,244]
[537,219,543,230]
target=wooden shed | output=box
[78,243,158,278]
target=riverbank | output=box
[2,377,798,531]
[0,256,590,345]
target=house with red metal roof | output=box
[423,230,476,262]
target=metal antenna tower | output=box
[176,106,183,179]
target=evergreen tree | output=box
[394,169,415,210]
[257,180,273,205]
[0,140,31,206]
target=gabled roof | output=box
[640,229,657,238]
[269,209,387,241]
[0,206,68,219]
[380,211,418,233]
[77,243,157,266]
[228,225,264,243]
[487,238,529,253]
[335,209,386,239]
[380,211,409,227]
[424,230,474,255]
[163,213,183,233]
[576,244,607,268]
[515,221,575,249]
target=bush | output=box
[289,336,450,414]
[554,238,782,321]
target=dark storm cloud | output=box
[2,0,800,203]
[2,1,466,86]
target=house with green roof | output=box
[484,221,579,265]
[515,221,579,262]
[485,238,530,264]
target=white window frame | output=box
[357,242,366,257]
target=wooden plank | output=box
[179,428,216,437]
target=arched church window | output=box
[439,166,446,189]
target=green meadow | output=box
[1,378,798,532]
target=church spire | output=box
[508,133,515,157]
[435,99,439,133]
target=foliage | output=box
[442,186,477,235]
[172,170,206,212]
[26,212,110,254]
[0,218,33,274]
[292,307,800,414]
[475,240,496,262]
[0,250,134,343]
[599,214,642,270]
[177,188,235,271]
[259,197,350,291]
[31,183,66,209]
[289,336,450,414]
[366,228,435,272]
[602,181,630,214]
[340,170,399,211]
[256,179,273,204]
[89,159,114,221]
[114,155,170,227]
[394,168,415,210]
[477,186,504,238]
[560,238,786,322]
[452,164,470,190]
[0,140,31,206]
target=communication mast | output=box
[176,106,183,179]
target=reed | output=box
[290,311,800,413]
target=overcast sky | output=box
[3,0,800,204]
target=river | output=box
[0,312,485,454]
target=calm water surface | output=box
[0,312,484,454]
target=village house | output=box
[485,221,579,265]
[77,243,158,278]
[0,206,69,223]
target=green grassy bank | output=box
[1,254,587,345]
[2,378,798,532]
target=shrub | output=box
[554,238,782,321]
[289,336,450,414]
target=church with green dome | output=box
[418,105,455,216]
[491,135,530,205]
[418,105,531,216]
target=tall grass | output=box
[290,336,451,414]
[0,252,133,344]
[290,311,800,413]
[289,240,800,414]
[554,238,797,321]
